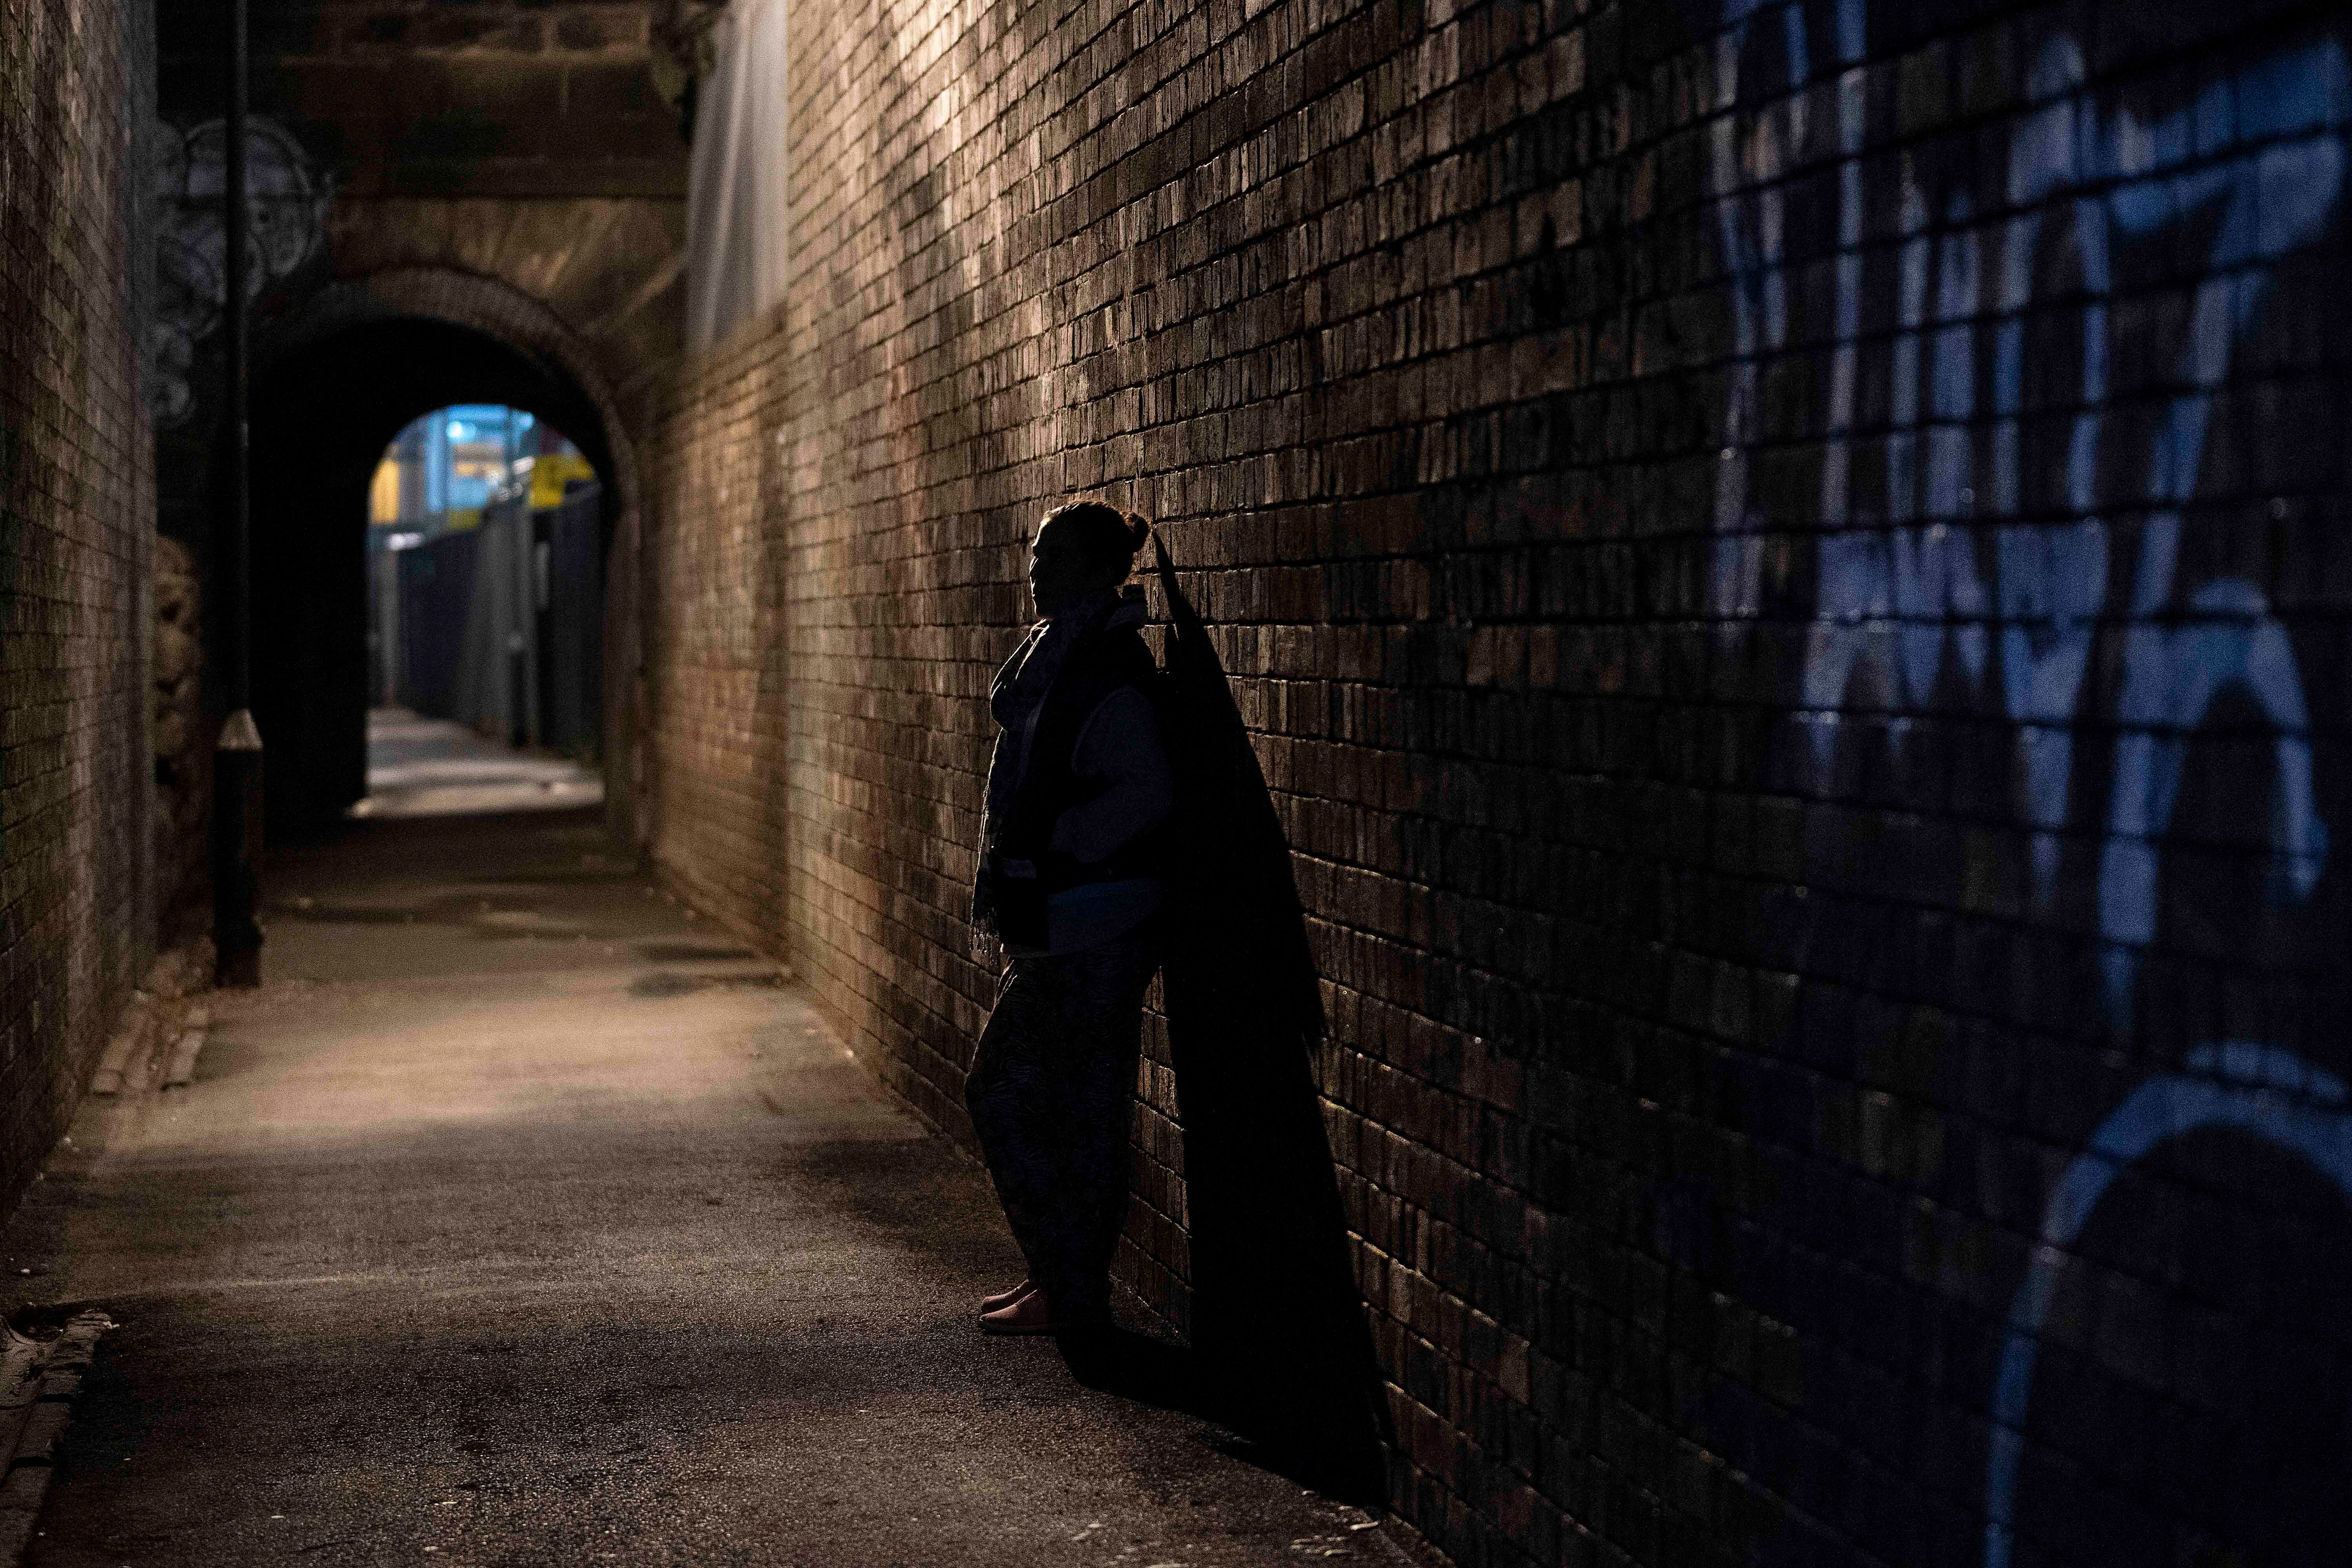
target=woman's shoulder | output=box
[1070,681,1166,763]
[1092,610,1158,663]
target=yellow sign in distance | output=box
[529,452,597,509]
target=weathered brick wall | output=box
[0,1,157,1209]
[638,323,792,946]
[642,0,2352,1561]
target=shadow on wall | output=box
[1064,541,1388,1505]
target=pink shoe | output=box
[979,1287,1058,1336]
[979,1278,1037,1315]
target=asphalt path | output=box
[4,802,1385,1566]
[351,709,603,819]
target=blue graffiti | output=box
[2100,576,2327,1020]
[2094,39,2346,1019]
[1701,7,2351,1558]
[1982,1044,2352,1568]
[1718,25,2343,937]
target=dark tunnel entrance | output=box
[241,316,621,834]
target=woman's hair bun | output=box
[1043,499,1150,572]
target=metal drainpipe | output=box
[211,0,264,987]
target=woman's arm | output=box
[1049,686,1174,864]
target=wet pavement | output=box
[2,797,1388,1565]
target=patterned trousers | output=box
[964,924,1158,1324]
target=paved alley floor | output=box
[3,808,1383,1566]
[353,709,604,819]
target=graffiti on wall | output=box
[1700,2,2351,1559]
[148,117,333,425]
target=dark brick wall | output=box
[640,0,2352,1562]
[639,326,791,951]
[0,1,157,1210]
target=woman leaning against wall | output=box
[965,501,1172,1337]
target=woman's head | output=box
[1028,501,1149,617]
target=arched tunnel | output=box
[241,316,621,831]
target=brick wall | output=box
[641,0,2352,1561]
[639,324,792,953]
[0,1,157,1209]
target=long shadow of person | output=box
[1062,537,1389,1506]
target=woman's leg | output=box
[964,930,1157,1325]
[1051,927,1157,1322]
[965,956,1068,1299]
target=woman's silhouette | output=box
[965,501,1171,1336]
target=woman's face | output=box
[1028,519,1120,618]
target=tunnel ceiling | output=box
[155,4,686,537]
[255,316,616,495]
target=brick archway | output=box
[254,268,651,847]
[265,267,641,521]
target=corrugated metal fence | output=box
[388,481,603,759]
